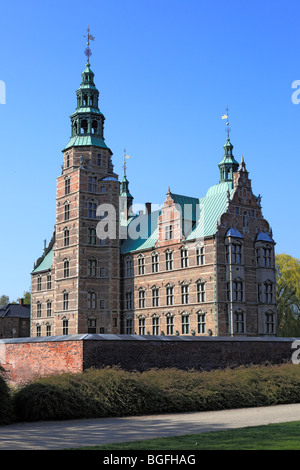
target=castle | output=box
[30,47,277,339]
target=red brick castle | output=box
[31,46,277,338]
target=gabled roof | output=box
[121,181,233,253]
[0,304,30,319]
[32,248,53,273]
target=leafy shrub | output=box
[0,366,14,424]
[12,363,300,423]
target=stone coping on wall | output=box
[1,334,299,344]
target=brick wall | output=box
[0,335,298,385]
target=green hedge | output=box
[0,366,14,424]
[12,363,300,422]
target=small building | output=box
[0,300,30,339]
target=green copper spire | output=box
[218,111,239,185]
[64,29,108,150]
[120,150,134,219]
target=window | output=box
[243,211,248,228]
[46,324,51,336]
[233,280,243,301]
[165,225,173,240]
[100,300,105,310]
[181,247,188,268]
[47,301,52,317]
[138,256,145,275]
[152,316,159,335]
[47,273,52,290]
[36,325,41,337]
[126,318,133,334]
[166,250,173,270]
[263,246,272,267]
[152,287,159,307]
[181,284,189,304]
[264,282,273,303]
[256,248,261,266]
[182,314,189,334]
[88,292,97,309]
[225,244,230,263]
[88,176,97,192]
[88,202,97,218]
[37,276,41,291]
[138,317,145,335]
[65,178,70,195]
[100,267,105,277]
[88,318,96,333]
[125,257,133,277]
[63,292,69,311]
[37,302,41,318]
[64,228,70,247]
[258,283,262,303]
[152,253,159,273]
[265,312,275,334]
[197,282,206,303]
[63,319,69,335]
[64,203,70,221]
[88,258,97,277]
[100,186,105,193]
[226,243,242,264]
[232,243,242,264]
[64,259,69,278]
[138,289,145,308]
[196,246,205,265]
[227,282,231,301]
[235,207,240,215]
[166,285,174,306]
[66,153,70,168]
[197,312,206,334]
[88,227,97,245]
[126,290,133,310]
[97,153,101,166]
[166,314,174,335]
[233,310,244,333]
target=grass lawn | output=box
[78,421,300,450]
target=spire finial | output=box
[221,106,231,139]
[84,26,95,65]
[123,148,130,175]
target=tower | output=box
[31,30,121,336]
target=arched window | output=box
[138,255,145,275]
[88,226,97,245]
[63,259,69,278]
[166,313,174,335]
[64,228,70,247]
[88,258,97,277]
[46,301,52,317]
[125,290,133,310]
[47,273,52,290]
[36,301,41,318]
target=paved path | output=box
[1,404,300,450]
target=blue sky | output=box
[0,0,299,301]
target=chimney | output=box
[145,202,151,214]
[19,298,24,306]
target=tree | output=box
[0,295,9,307]
[17,291,31,305]
[276,253,300,336]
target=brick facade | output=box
[30,62,277,340]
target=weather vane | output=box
[84,26,95,64]
[123,148,130,175]
[221,106,231,138]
